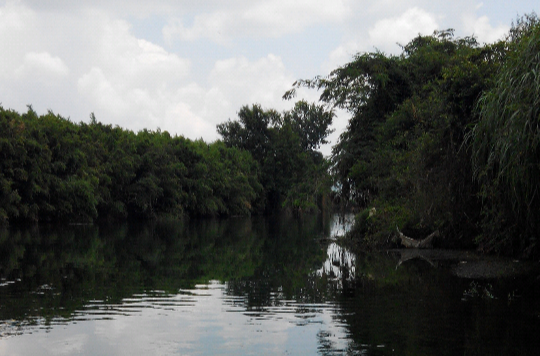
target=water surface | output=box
[1,214,539,355]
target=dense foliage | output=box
[0,99,332,223]
[2,14,539,257]
[0,108,262,223]
[217,100,334,213]
[288,14,539,256]
[470,14,540,254]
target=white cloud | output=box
[0,1,36,75]
[68,14,201,135]
[321,7,439,83]
[210,54,290,107]
[0,0,534,149]
[369,7,439,53]
[0,1,304,142]
[16,51,69,78]
[462,14,509,44]
[163,12,232,44]
[242,0,350,35]
[87,17,191,89]
[77,67,127,116]
[77,51,300,141]
[163,0,351,43]
[322,7,440,72]
[322,41,361,74]
[0,0,32,31]
[79,50,297,141]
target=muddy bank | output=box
[387,249,540,279]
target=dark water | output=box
[1,214,539,355]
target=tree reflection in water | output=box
[1,215,540,355]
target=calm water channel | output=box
[1,214,540,355]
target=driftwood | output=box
[396,226,439,249]
[396,249,437,269]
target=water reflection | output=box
[317,243,356,282]
[328,213,354,239]
[0,214,351,355]
[1,214,540,355]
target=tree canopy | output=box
[0,108,263,223]
[217,100,334,213]
[2,13,540,257]
[287,14,540,256]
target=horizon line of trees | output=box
[0,106,261,223]
[0,99,333,224]
[2,13,539,257]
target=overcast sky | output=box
[0,1,537,155]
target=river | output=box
[1,214,539,355]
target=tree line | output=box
[1,13,539,256]
[0,100,333,224]
[286,13,540,256]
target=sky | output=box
[0,0,537,155]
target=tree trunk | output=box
[396,226,439,248]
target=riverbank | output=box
[388,248,540,279]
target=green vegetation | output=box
[470,14,540,254]
[0,108,263,222]
[1,14,539,257]
[217,100,334,213]
[287,14,539,256]
[0,98,332,223]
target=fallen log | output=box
[396,249,437,269]
[396,226,439,249]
